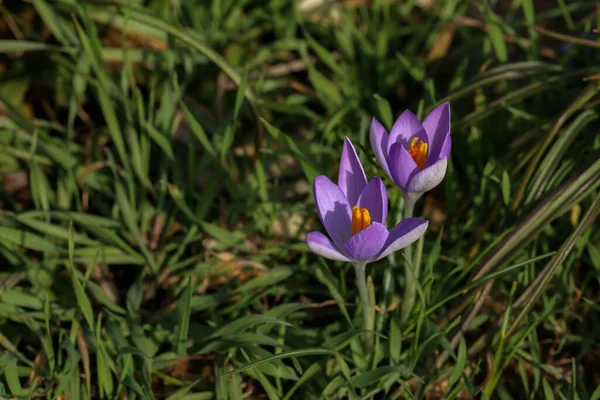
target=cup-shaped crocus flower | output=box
[306,138,428,265]
[370,103,451,203]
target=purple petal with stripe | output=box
[405,158,448,202]
[338,137,367,206]
[313,176,352,250]
[357,177,388,225]
[387,110,428,155]
[439,134,452,159]
[388,142,419,191]
[306,231,351,262]
[369,118,391,177]
[343,222,389,262]
[375,218,428,261]
[423,103,451,163]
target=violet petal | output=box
[375,218,428,261]
[423,103,450,162]
[426,133,451,166]
[369,118,391,177]
[343,222,389,262]
[313,175,353,250]
[437,134,452,160]
[406,158,448,201]
[306,231,351,262]
[357,177,388,225]
[338,137,367,206]
[388,142,419,191]
[387,110,428,155]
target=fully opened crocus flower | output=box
[370,103,451,203]
[306,138,429,265]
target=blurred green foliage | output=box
[0,0,599,398]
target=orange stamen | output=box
[351,206,372,236]
[408,136,428,170]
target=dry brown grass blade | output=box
[584,73,600,81]
[527,24,600,48]
[78,327,92,395]
[454,17,557,58]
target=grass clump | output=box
[0,0,599,398]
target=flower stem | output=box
[400,200,416,326]
[354,262,372,331]
[376,198,404,332]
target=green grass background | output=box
[0,0,599,398]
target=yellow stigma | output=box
[351,206,372,236]
[408,136,428,170]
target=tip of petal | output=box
[430,102,450,114]
[436,101,451,116]
[400,109,418,118]
[425,103,451,134]
[370,117,383,126]
[371,176,384,185]
[313,175,335,202]
[388,109,428,153]
[338,138,367,206]
[313,175,329,188]
[342,137,355,157]
[370,118,387,135]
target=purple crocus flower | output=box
[306,138,428,264]
[370,103,451,203]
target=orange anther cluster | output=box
[351,206,372,235]
[408,136,428,170]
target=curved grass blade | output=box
[349,365,418,389]
[436,156,600,368]
[526,109,598,204]
[434,61,562,108]
[509,193,600,336]
[220,348,337,378]
[209,315,291,338]
[0,40,74,53]
[513,83,600,209]
[322,329,386,351]
[94,5,264,146]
